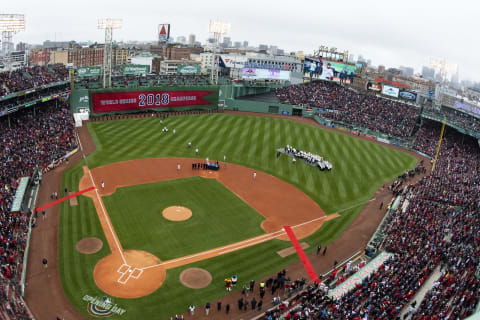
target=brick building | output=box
[68,47,104,67]
[29,49,51,66]
[150,45,203,60]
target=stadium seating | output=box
[75,74,211,89]
[259,119,480,319]
[0,65,69,98]
[2,68,479,319]
[0,100,77,318]
[276,81,421,138]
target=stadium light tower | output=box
[208,20,230,85]
[98,18,122,88]
[430,58,457,83]
[0,14,25,70]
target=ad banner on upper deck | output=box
[91,90,215,113]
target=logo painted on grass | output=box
[83,295,126,317]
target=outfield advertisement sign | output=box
[382,85,400,98]
[366,82,382,92]
[399,90,417,101]
[219,55,248,68]
[122,64,149,76]
[177,65,201,75]
[328,251,393,300]
[324,60,356,74]
[454,100,480,116]
[242,68,290,80]
[77,66,102,77]
[91,90,216,113]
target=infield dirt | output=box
[24,113,432,320]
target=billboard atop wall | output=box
[219,55,248,68]
[158,24,170,42]
[366,82,382,92]
[242,68,290,80]
[399,90,417,101]
[77,66,101,77]
[382,85,400,98]
[122,64,149,75]
[177,65,201,75]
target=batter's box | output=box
[117,272,130,284]
[130,268,143,279]
[117,264,130,274]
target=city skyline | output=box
[2,0,479,81]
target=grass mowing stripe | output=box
[60,114,417,319]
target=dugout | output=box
[292,108,303,116]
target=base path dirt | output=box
[179,268,212,289]
[23,114,433,320]
[78,158,336,298]
[162,206,192,221]
[76,237,103,254]
[79,158,329,238]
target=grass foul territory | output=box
[35,186,95,212]
[284,225,319,283]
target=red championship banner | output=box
[91,90,215,113]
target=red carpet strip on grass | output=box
[35,186,95,212]
[283,225,320,283]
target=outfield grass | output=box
[86,114,416,214]
[59,113,417,319]
[102,177,265,260]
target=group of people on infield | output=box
[284,145,332,170]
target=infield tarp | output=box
[10,177,29,212]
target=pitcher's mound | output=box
[162,206,192,221]
[180,268,212,289]
[76,237,103,254]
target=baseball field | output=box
[58,113,416,319]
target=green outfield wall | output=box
[70,86,219,115]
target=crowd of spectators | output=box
[276,81,420,138]
[422,99,480,133]
[75,74,211,89]
[439,107,480,133]
[0,100,77,318]
[0,65,69,98]
[259,119,479,319]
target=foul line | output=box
[140,214,336,271]
[35,187,95,212]
[76,130,127,265]
[284,225,319,283]
[335,198,376,215]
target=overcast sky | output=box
[4,0,479,81]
